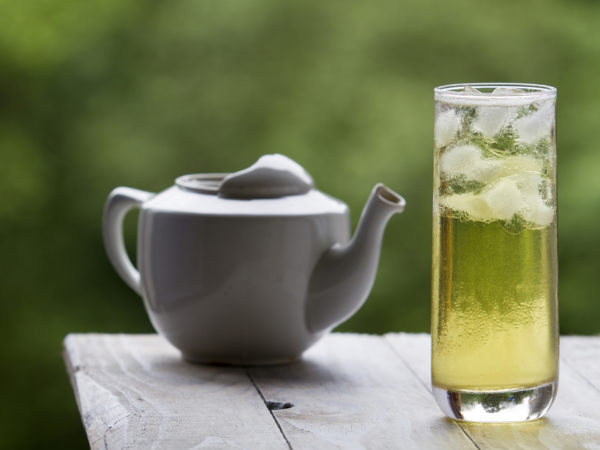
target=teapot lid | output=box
[176,154,314,199]
[147,154,347,217]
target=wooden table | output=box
[63,333,600,449]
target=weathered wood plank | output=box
[386,333,600,449]
[65,333,600,449]
[63,334,288,450]
[248,333,476,449]
[560,336,600,393]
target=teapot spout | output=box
[305,184,406,333]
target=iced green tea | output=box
[432,84,558,422]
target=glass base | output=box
[432,382,556,423]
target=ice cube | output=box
[512,172,544,197]
[512,172,553,205]
[464,85,483,95]
[482,178,525,221]
[491,87,526,96]
[513,100,554,145]
[520,181,554,227]
[522,192,554,227]
[439,144,500,183]
[472,106,517,138]
[439,192,494,221]
[440,163,555,226]
[435,109,461,148]
[497,155,543,177]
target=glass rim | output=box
[435,83,556,106]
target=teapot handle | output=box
[102,187,154,295]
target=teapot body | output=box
[103,155,405,365]
[137,187,350,364]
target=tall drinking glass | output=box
[431,83,558,422]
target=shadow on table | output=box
[132,347,346,390]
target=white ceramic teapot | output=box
[103,154,405,364]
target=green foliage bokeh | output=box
[1,0,600,447]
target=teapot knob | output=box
[219,154,314,199]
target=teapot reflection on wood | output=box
[103,154,406,364]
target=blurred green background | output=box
[1,0,599,447]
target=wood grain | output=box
[249,333,475,449]
[561,336,600,393]
[65,333,600,449]
[64,334,288,449]
[386,333,600,449]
